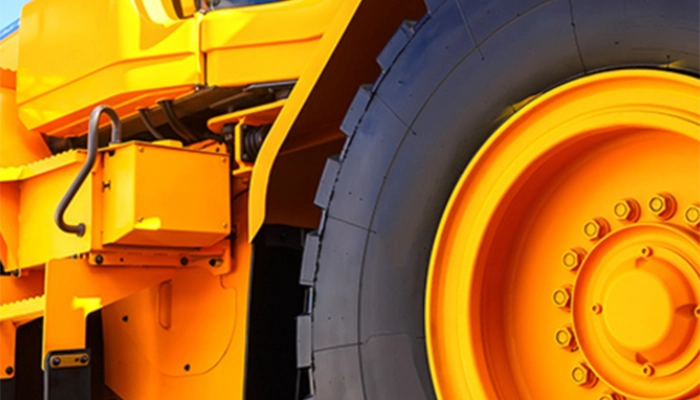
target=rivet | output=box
[4,366,13,375]
[222,222,228,228]
[94,254,104,265]
[137,217,144,223]
[642,363,655,377]
[648,193,676,220]
[221,157,227,163]
[208,258,220,267]
[138,146,145,152]
[613,199,640,222]
[583,218,609,241]
[51,356,61,367]
[80,355,89,364]
[180,257,189,266]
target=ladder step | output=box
[0,295,45,323]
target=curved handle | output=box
[55,105,121,237]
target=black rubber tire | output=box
[299,1,699,399]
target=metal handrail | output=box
[55,105,121,237]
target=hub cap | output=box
[425,70,700,400]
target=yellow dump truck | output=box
[0,0,698,399]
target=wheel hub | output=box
[425,70,700,400]
[572,223,700,398]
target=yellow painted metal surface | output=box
[0,32,18,71]
[0,85,51,169]
[426,70,700,400]
[248,0,363,239]
[102,193,251,400]
[16,0,201,137]
[102,142,230,247]
[201,0,341,87]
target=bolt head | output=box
[600,393,624,400]
[562,248,586,271]
[552,287,572,309]
[555,326,577,350]
[571,363,596,387]
[591,303,603,314]
[51,356,61,366]
[642,363,655,377]
[613,199,640,222]
[4,366,13,375]
[583,218,609,240]
[180,257,189,266]
[684,205,700,228]
[648,193,676,220]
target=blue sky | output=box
[0,0,31,30]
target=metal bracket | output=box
[44,349,91,400]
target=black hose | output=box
[55,105,121,237]
[159,100,197,142]
[138,108,166,140]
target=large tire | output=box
[300,1,699,399]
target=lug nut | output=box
[552,286,572,309]
[600,392,624,400]
[613,199,640,222]
[562,248,586,271]
[583,218,609,241]
[555,326,577,350]
[648,193,676,220]
[571,363,596,388]
[684,204,700,228]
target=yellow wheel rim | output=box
[425,70,700,400]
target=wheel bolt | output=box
[684,204,700,228]
[648,193,676,220]
[562,248,586,271]
[552,286,572,309]
[583,218,609,241]
[642,362,655,377]
[600,392,624,400]
[613,199,640,222]
[555,326,577,350]
[571,363,596,388]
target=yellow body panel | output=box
[102,143,230,247]
[0,32,18,71]
[201,0,340,86]
[16,0,201,137]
